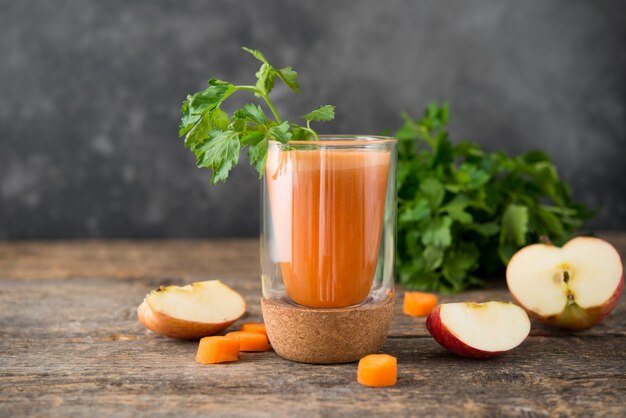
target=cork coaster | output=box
[261,297,394,364]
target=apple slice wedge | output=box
[426,302,531,358]
[507,237,623,331]
[137,280,246,340]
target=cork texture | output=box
[261,297,394,364]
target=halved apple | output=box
[426,302,531,358]
[506,237,623,331]
[137,280,246,339]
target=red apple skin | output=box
[425,305,506,359]
[512,274,623,331]
[137,301,240,340]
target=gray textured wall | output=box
[1,0,625,239]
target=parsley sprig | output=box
[179,48,335,183]
[395,103,594,293]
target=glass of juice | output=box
[261,135,397,309]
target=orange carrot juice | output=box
[266,145,390,308]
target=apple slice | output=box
[507,237,623,331]
[426,302,531,358]
[137,280,246,340]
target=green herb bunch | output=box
[179,47,335,183]
[395,103,594,293]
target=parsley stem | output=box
[304,121,319,141]
[233,85,283,124]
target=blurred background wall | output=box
[1,0,624,239]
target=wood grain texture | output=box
[1,234,625,417]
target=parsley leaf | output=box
[234,104,268,125]
[254,63,275,96]
[302,105,336,123]
[195,130,241,183]
[188,79,233,113]
[501,204,529,247]
[276,66,300,92]
[242,47,300,94]
[267,122,292,144]
[395,103,593,292]
[421,216,453,248]
[179,47,334,182]
[247,137,268,176]
[300,105,336,140]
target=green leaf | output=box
[443,243,480,283]
[421,216,453,248]
[243,47,275,95]
[455,163,490,190]
[398,198,430,223]
[179,47,334,184]
[241,130,265,146]
[302,105,336,123]
[255,63,276,96]
[180,79,233,139]
[276,66,300,92]
[420,178,445,210]
[211,108,230,130]
[537,207,565,237]
[400,269,440,292]
[501,203,529,246]
[234,104,268,125]
[290,127,314,140]
[195,130,241,183]
[440,243,481,293]
[394,102,593,293]
[184,112,212,150]
[423,246,445,271]
[180,79,234,146]
[242,47,270,64]
[179,98,201,136]
[247,138,268,177]
[454,141,484,158]
[498,241,518,265]
[243,47,300,94]
[430,132,454,167]
[441,194,473,224]
[469,222,500,237]
[187,79,233,115]
[267,121,292,144]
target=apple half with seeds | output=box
[506,237,623,331]
[137,280,246,339]
[426,302,531,359]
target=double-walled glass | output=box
[261,136,397,309]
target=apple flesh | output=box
[426,302,531,359]
[506,237,623,331]
[137,280,246,339]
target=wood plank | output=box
[0,239,260,280]
[1,276,623,341]
[1,231,623,280]
[1,276,625,417]
[1,233,625,417]
[2,332,624,417]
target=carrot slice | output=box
[225,331,270,352]
[403,291,438,317]
[196,336,240,364]
[240,322,267,336]
[357,354,397,387]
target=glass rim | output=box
[269,135,397,147]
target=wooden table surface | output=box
[1,233,625,417]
